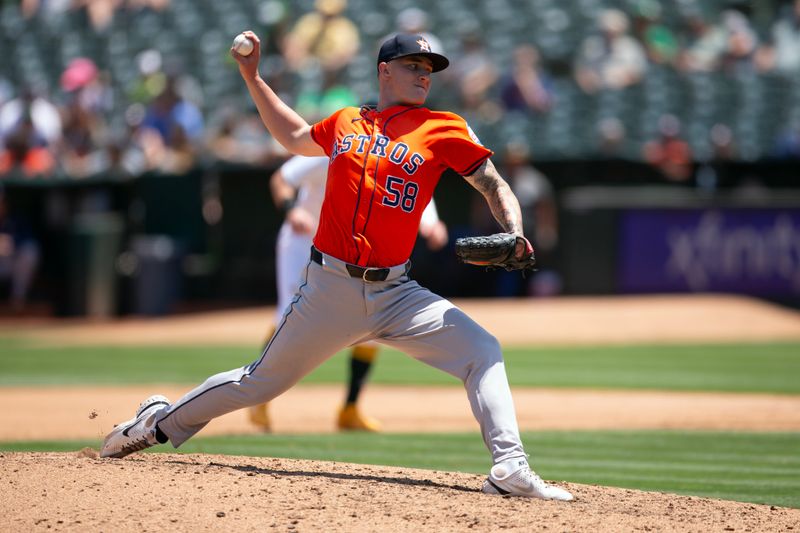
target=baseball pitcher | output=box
[101,31,573,501]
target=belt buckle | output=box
[362,267,377,282]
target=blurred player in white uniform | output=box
[249,155,448,431]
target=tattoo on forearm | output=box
[465,160,523,235]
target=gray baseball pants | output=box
[155,248,526,465]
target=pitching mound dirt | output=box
[1,452,797,532]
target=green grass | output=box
[3,430,798,508]
[1,340,799,393]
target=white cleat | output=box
[100,395,170,459]
[481,458,574,501]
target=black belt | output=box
[311,247,394,282]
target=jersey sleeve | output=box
[309,108,348,156]
[435,115,494,176]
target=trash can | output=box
[127,234,182,316]
[65,212,124,318]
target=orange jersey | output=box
[310,105,492,267]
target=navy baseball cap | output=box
[377,33,449,72]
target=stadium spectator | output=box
[631,0,680,66]
[709,123,736,162]
[60,57,114,115]
[0,87,62,151]
[574,9,647,94]
[140,75,204,172]
[0,86,60,178]
[590,116,645,184]
[281,0,360,91]
[719,10,759,76]
[499,44,554,115]
[20,0,41,19]
[58,96,110,178]
[157,123,195,174]
[129,49,168,106]
[206,105,287,167]
[756,0,800,75]
[104,135,137,179]
[0,124,57,178]
[677,10,727,73]
[117,103,167,173]
[58,58,114,178]
[643,114,693,182]
[596,117,626,157]
[447,32,500,113]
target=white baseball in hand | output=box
[232,33,254,56]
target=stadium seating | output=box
[1,1,796,163]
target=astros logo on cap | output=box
[417,38,431,52]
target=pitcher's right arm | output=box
[231,31,324,157]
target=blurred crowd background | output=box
[1,0,800,316]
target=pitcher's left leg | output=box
[375,283,524,464]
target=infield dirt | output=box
[1,294,799,531]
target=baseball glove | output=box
[455,233,537,273]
